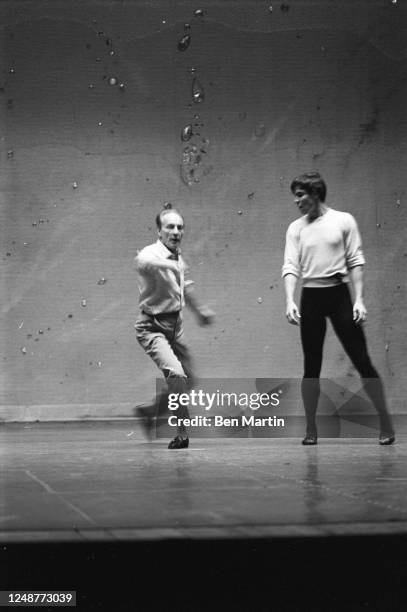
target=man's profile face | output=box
[158,212,184,253]
[293,187,320,219]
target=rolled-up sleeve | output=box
[344,214,365,269]
[282,225,301,278]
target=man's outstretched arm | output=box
[135,252,179,274]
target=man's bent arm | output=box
[185,287,215,325]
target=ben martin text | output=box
[168,415,285,427]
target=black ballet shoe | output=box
[379,434,395,446]
[302,435,318,446]
[168,435,189,449]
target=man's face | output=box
[158,212,184,252]
[293,187,320,219]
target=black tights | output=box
[300,284,394,436]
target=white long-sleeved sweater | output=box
[282,208,365,287]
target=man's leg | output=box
[167,313,196,441]
[300,289,327,443]
[329,286,395,442]
[135,313,190,445]
[172,316,196,389]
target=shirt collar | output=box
[155,239,181,259]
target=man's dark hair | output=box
[155,203,185,229]
[290,172,327,203]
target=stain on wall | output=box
[1,1,406,418]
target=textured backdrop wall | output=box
[1,0,406,419]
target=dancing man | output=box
[282,172,395,446]
[134,203,214,449]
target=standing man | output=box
[134,203,214,449]
[282,172,395,446]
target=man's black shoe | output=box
[168,435,189,449]
[302,435,318,445]
[379,434,395,446]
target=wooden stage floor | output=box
[1,421,407,610]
